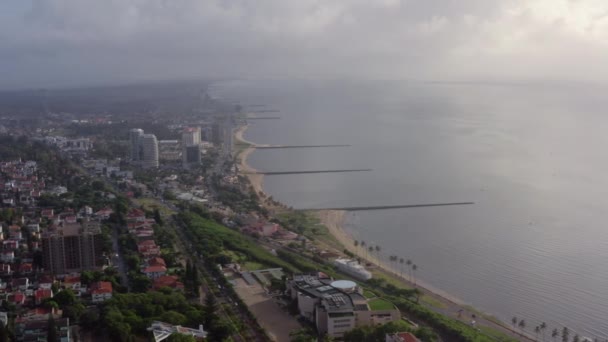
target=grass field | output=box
[363,289,377,299]
[368,298,395,311]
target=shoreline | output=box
[234,124,265,196]
[232,122,530,341]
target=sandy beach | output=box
[234,124,265,195]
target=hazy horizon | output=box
[3,1,608,89]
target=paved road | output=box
[111,224,131,292]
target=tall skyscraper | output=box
[129,128,144,162]
[140,134,159,168]
[129,128,159,168]
[182,127,202,167]
[42,221,104,274]
[182,127,201,147]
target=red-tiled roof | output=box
[90,281,113,294]
[143,266,167,273]
[153,275,184,290]
[148,257,166,267]
[35,288,53,301]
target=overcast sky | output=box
[2,0,608,89]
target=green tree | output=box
[167,334,196,342]
[518,319,526,335]
[203,294,219,329]
[551,328,559,341]
[0,321,8,342]
[47,314,58,342]
[540,322,547,341]
[289,328,316,342]
[153,208,164,225]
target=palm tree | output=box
[540,322,547,341]
[551,328,559,342]
[573,335,580,342]
[375,245,381,262]
[412,264,418,286]
[368,246,373,260]
[518,319,526,336]
[511,316,518,329]
[399,258,404,278]
[562,327,569,342]
[354,240,359,249]
[406,259,413,282]
[535,326,541,340]
[361,241,366,256]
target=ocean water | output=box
[214,79,608,338]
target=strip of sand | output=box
[234,124,264,195]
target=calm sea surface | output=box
[214,79,608,338]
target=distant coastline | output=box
[232,120,534,341]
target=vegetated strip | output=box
[253,144,351,149]
[249,169,372,175]
[300,202,475,211]
[245,116,281,119]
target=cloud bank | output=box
[2,0,608,88]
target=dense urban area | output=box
[0,82,577,342]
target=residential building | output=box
[42,221,104,274]
[15,317,70,342]
[143,265,167,279]
[386,332,421,342]
[90,281,113,303]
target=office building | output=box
[182,127,202,167]
[287,274,400,339]
[42,221,104,275]
[183,145,202,167]
[159,140,181,162]
[140,134,159,168]
[182,127,201,147]
[129,129,159,168]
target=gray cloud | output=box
[2,0,608,89]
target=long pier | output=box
[248,169,372,175]
[254,144,351,149]
[301,202,474,211]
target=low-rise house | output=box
[90,281,113,303]
[0,264,12,276]
[152,275,184,291]
[40,209,54,219]
[95,207,113,220]
[8,225,22,240]
[34,288,53,305]
[38,275,54,289]
[143,266,167,280]
[15,317,70,342]
[12,278,29,291]
[62,275,81,291]
[386,332,421,342]
[18,263,33,275]
[11,291,26,305]
[138,240,161,257]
